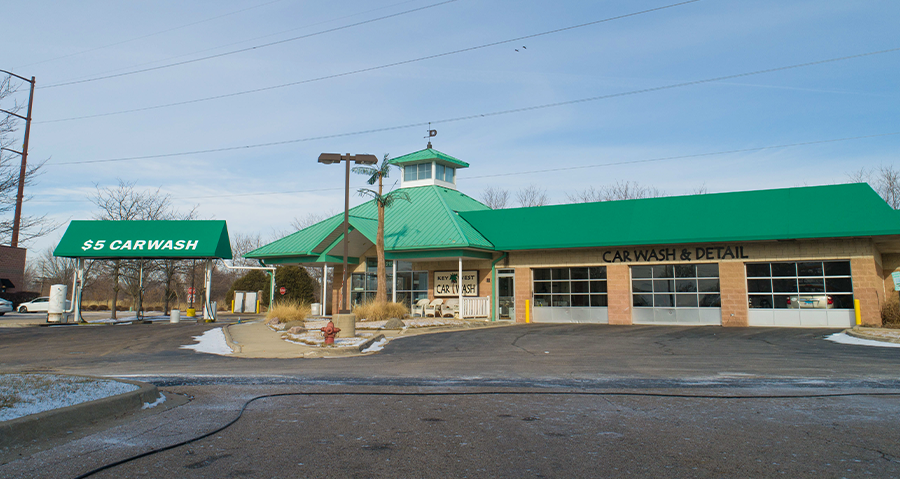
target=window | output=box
[533,266,607,308]
[403,163,433,181]
[747,261,853,309]
[434,164,455,183]
[632,264,720,308]
[351,259,427,309]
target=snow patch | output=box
[0,374,139,422]
[180,328,233,355]
[361,338,389,353]
[142,393,167,409]
[825,332,900,348]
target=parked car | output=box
[0,298,11,315]
[17,297,71,313]
[787,294,833,309]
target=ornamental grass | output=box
[353,301,409,322]
[266,300,311,324]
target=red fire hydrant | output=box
[321,320,341,345]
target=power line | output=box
[462,132,900,179]
[39,0,704,123]
[14,0,285,70]
[40,0,458,89]
[46,47,900,166]
[39,0,421,88]
[30,130,900,204]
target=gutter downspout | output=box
[490,252,508,322]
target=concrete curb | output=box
[845,327,900,345]
[357,333,386,353]
[222,323,242,353]
[0,375,159,450]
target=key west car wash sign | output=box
[53,220,232,259]
[434,271,478,297]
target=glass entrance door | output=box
[497,270,515,320]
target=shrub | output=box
[882,300,900,328]
[353,301,408,322]
[275,265,316,305]
[266,300,311,323]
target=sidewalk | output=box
[224,318,513,359]
[846,326,900,344]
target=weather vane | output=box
[425,122,437,148]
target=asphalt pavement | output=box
[1,322,899,478]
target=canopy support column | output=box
[69,258,84,323]
[323,264,328,314]
[458,256,463,319]
[203,259,213,320]
[392,261,397,304]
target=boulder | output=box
[384,317,406,330]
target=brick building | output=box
[0,245,27,293]
[248,148,897,328]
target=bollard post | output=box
[854,299,861,326]
[526,299,530,324]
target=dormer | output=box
[389,148,469,190]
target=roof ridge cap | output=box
[432,186,473,248]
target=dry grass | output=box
[882,300,900,329]
[0,392,19,410]
[266,300,311,324]
[353,301,409,322]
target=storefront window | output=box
[632,264,720,308]
[352,259,427,309]
[746,261,853,309]
[533,266,607,308]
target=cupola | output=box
[389,147,469,190]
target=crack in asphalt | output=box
[510,330,536,356]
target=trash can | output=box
[170,310,180,323]
[311,303,322,316]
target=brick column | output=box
[514,267,531,323]
[852,256,883,326]
[719,262,748,327]
[607,263,632,325]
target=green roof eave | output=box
[389,148,469,168]
[459,183,900,251]
[54,220,232,259]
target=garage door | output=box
[631,264,722,325]
[746,261,855,327]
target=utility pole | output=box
[0,69,35,248]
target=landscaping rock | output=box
[287,325,306,334]
[384,317,405,330]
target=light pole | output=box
[318,153,377,314]
[0,69,35,248]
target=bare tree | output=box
[91,179,184,317]
[566,187,604,203]
[566,181,664,204]
[603,180,663,201]
[0,75,54,245]
[516,184,548,207]
[32,246,96,296]
[291,210,337,231]
[851,166,900,209]
[480,186,511,209]
[692,183,709,195]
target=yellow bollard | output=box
[231,300,235,313]
[256,299,260,314]
[526,299,530,323]
[854,299,861,326]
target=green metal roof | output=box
[459,183,900,251]
[54,220,232,259]
[247,185,492,261]
[388,148,469,168]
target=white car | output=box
[0,298,11,315]
[17,297,71,313]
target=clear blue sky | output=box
[3,0,898,254]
